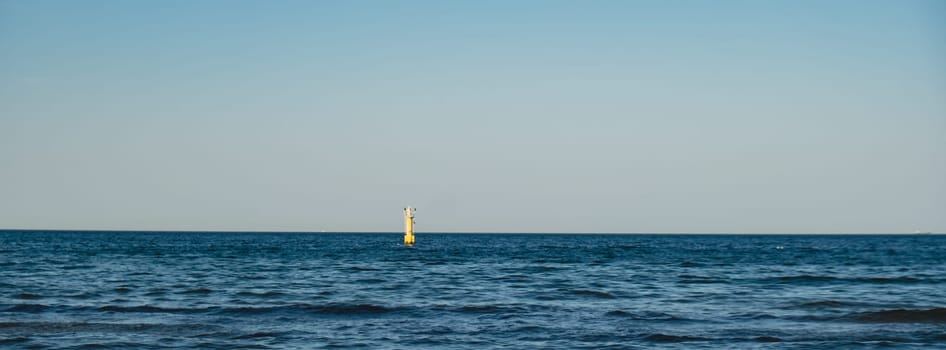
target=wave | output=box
[787,314,844,322]
[416,326,454,335]
[790,299,916,311]
[14,293,42,300]
[863,277,923,283]
[605,310,692,321]
[768,275,929,284]
[234,290,285,298]
[730,312,779,320]
[219,303,398,316]
[231,332,281,339]
[0,337,31,345]
[853,308,946,323]
[754,336,783,342]
[643,333,712,342]
[98,305,206,313]
[238,274,268,280]
[774,275,839,283]
[67,303,401,316]
[433,303,556,315]
[354,278,386,284]
[795,300,861,308]
[66,292,102,299]
[143,289,167,296]
[523,265,564,273]
[678,274,728,284]
[347,266,379,271]
[178,288,213,294]
[455,305,519,313]
[0,321,222,335]
[62,341,153,349]
[449,304,539,314]
[3,304,48,313]
[571,289,615,299]
[301,303,395,315]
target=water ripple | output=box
[2,231,945,348]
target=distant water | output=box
[2,231,945,349]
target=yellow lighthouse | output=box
[403,207,416,245]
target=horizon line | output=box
[0,228,939,235]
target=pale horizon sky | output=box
[2,0,944,233]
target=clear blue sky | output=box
[2,0,944,233]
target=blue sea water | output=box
[1,231,945,349]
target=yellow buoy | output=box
[403,207,415,245]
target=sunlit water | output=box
[2,231,945,349]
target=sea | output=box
[1,231,944,349]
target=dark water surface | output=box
[1,231,945,349]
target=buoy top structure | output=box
[403,207,416,245]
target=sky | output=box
[1,0,944,233]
